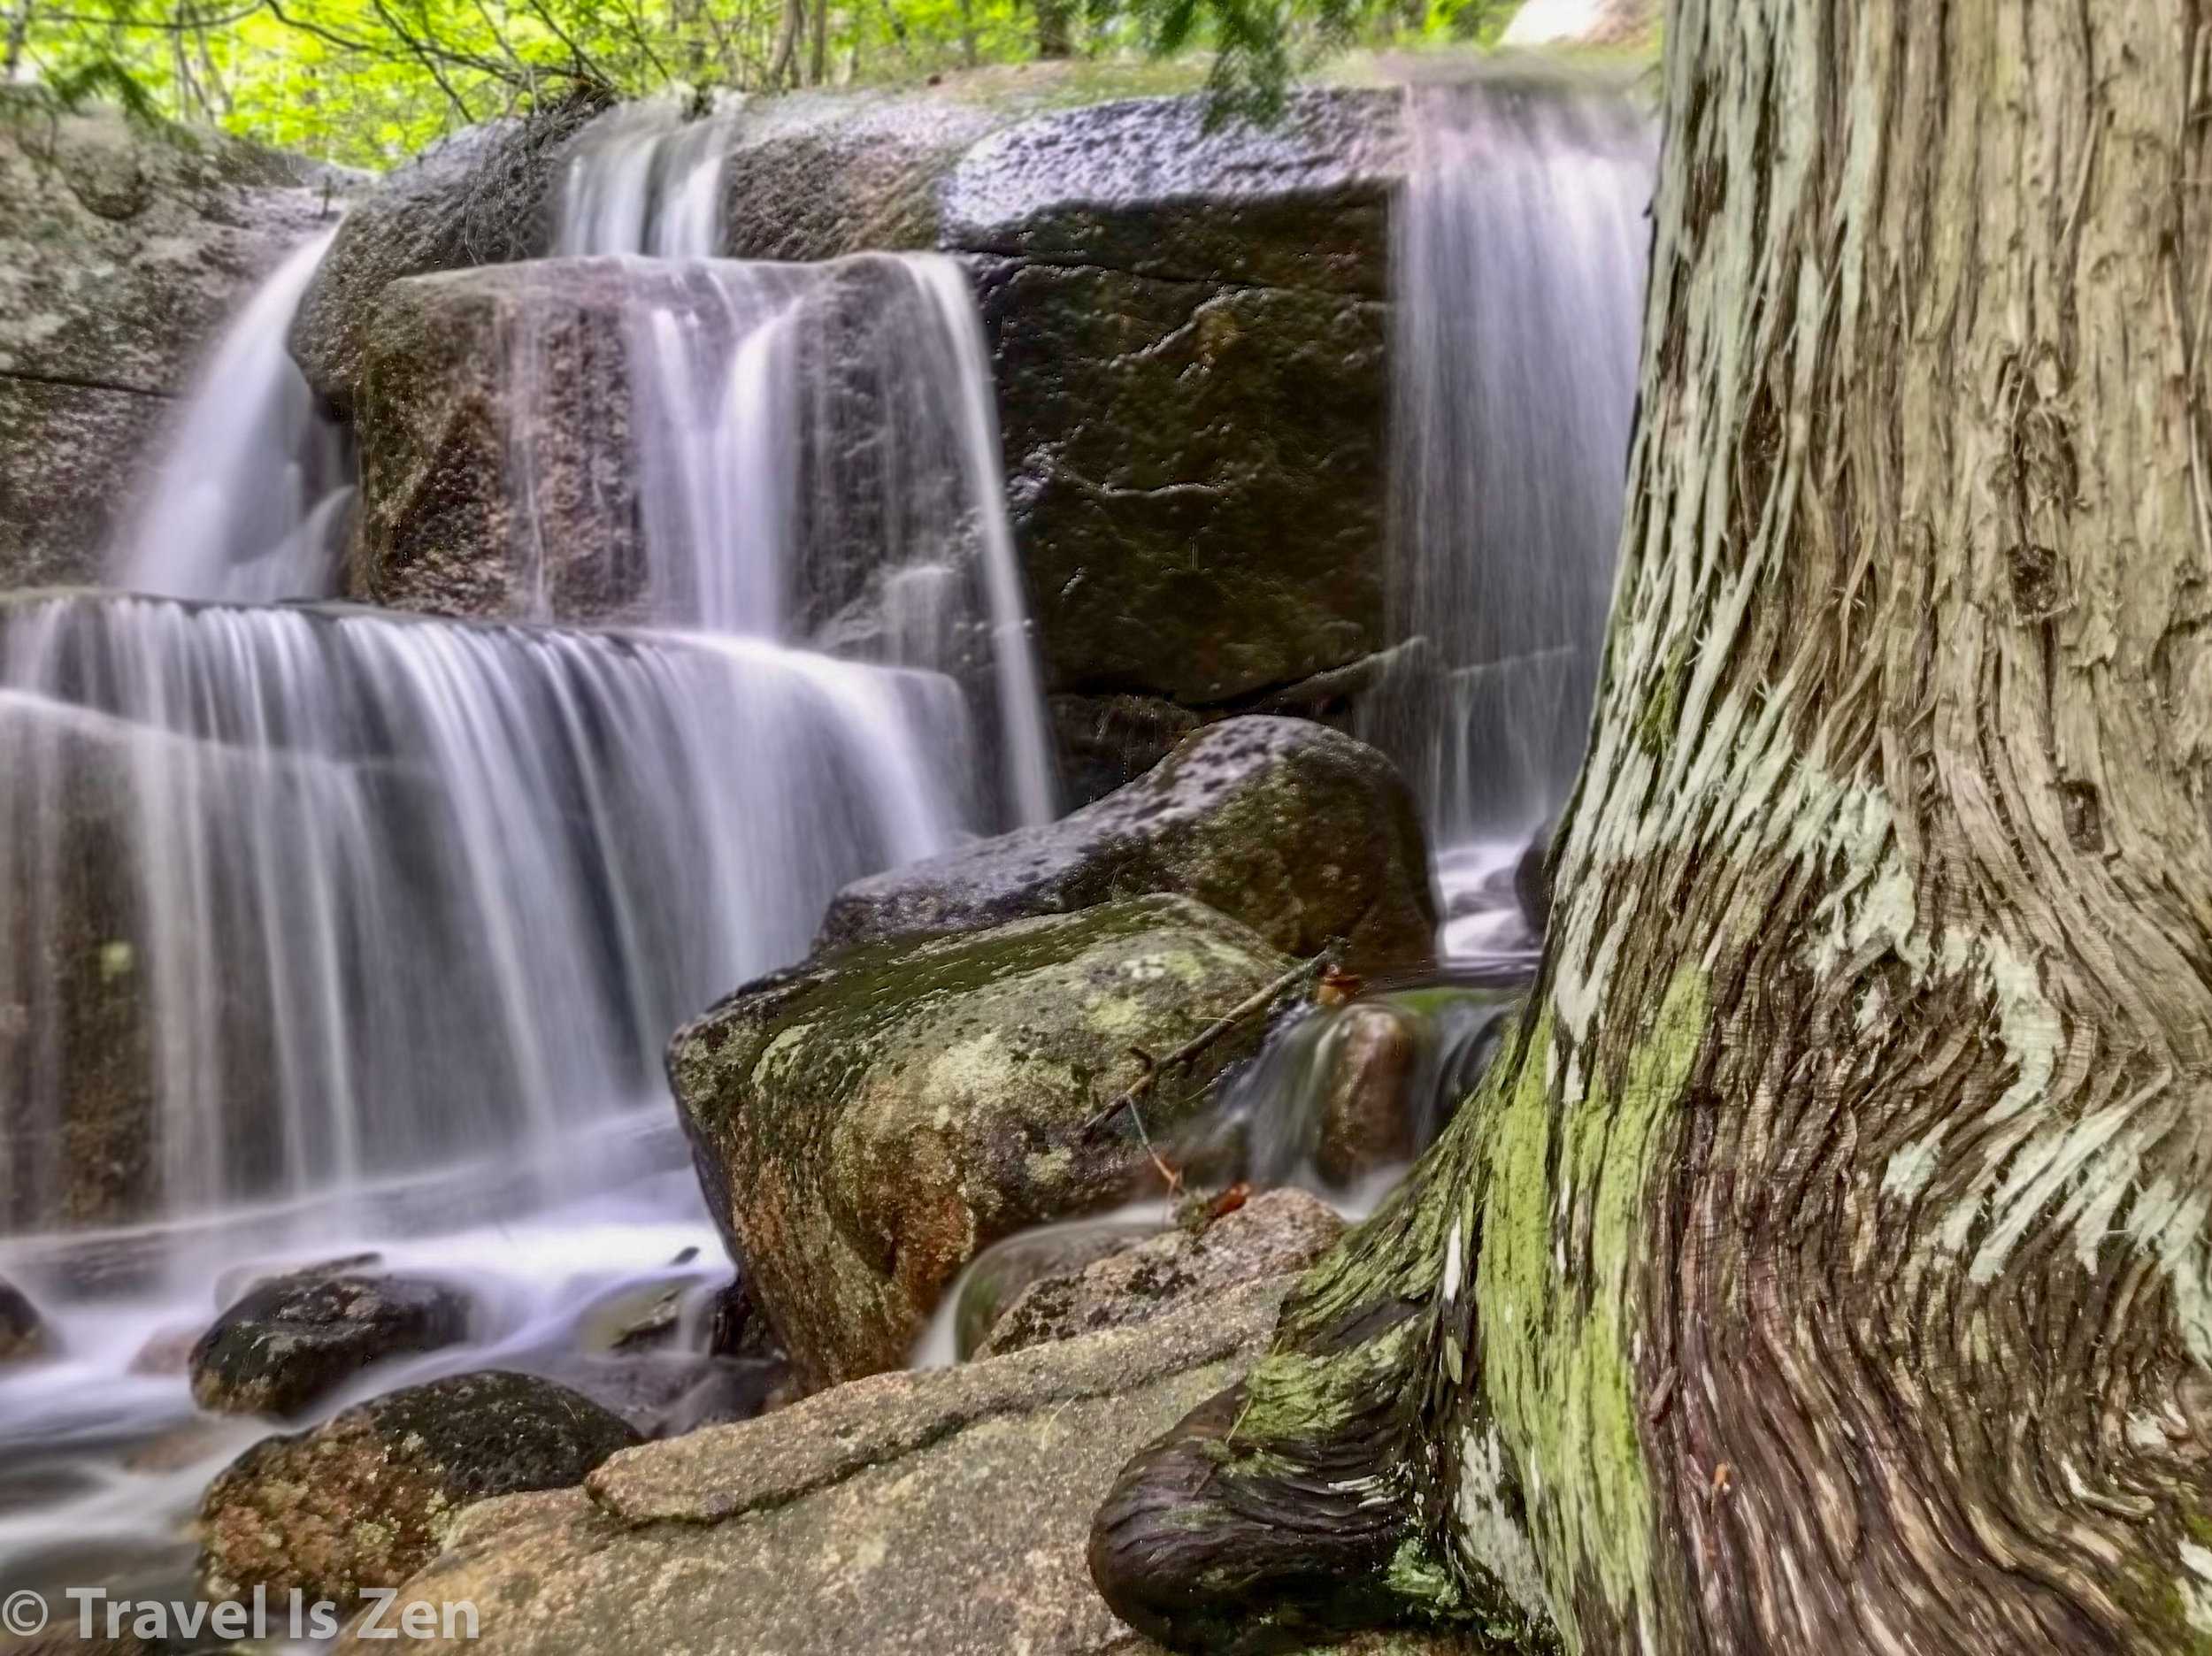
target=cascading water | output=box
[529,100,1057,824]
[106,227,355,605]
[1376,76,1655,951]
[0,93,1061,1603]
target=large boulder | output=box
[198,1369,639,1604]
[943,91,1403,707]
[331,1292,1498,1656]
[667,893,1294,1387]
[0,94,338,588]
[819,717,1438,972]
[189,1266,476,1418]
[288,89,611,414]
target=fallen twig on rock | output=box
[1079,948,1334,1142]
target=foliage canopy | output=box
[4,0,1520,166]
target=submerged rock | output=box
[198,1369,638,1604]
[0,1275,51,1363]
[189,1266,475,1418]
[333,1294,1490,1656]
[0,93,339,589]
[668,893,1293,1387]
[819,716,1437,972]
[973,1187,1346,1359]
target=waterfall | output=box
[1382,80,1654,856]
[538,103,1057,824]
[106,228,354,605]
[0,594,972,1231]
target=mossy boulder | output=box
[0,1275,51,1363]
[189,1266,475,1418]
[197,1369,638,1605]
[668,893,1294,1387]
[818,716,1438,973]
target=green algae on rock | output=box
[668,893,1294,1388]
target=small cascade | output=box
[1376,78,1654,916]
[0,594,973,1234]
[534,102,1057,825]
[555,96,743,260]
[106,228,354,605]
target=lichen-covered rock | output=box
[973,1188,1346,1359]
[0,93,339,589]
[288,89,610,414]
[668,893,1294,1387]
[944,91,1403,706]
[819,717,1437,972]
[189,1266,475,1418]
[330,1294,1494,1656]
[0,1275,52,1362]
[198,1369,639,1604]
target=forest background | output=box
[2,0,1529,168]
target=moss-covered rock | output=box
[0,693,157,1230]
[327,1294,1494,1656]
[819,716,1437,973]
[197,1369,638,1605]
[189,1266,475,1418]
[668,893,1294,1387]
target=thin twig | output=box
[1079,948,1333,1140]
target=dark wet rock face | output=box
[0,704,158,1231]
[0,1276,52,1363]
[188,1267,475,1418]
[667,893,1293,1389]
[819,716,1437,973]
[0,95,339,589]
[288,89,611,415]
[972,1187,1346,1359]
[943,92,1403,709]
[198,1369,639,1604]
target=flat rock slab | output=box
[335,1290,1493,1656]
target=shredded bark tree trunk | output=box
[1092,1,2212,1651]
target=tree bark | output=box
[1092,0,2212,1652]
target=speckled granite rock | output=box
[0,93,338,588]
[198,1370,638,1604]
[330,1289,1502,1656]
